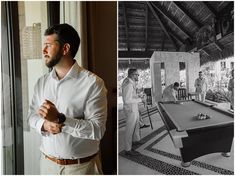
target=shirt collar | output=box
[170,84,176,91]
[128,77,136,86]
[51,61,82,80]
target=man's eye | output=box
[45,44,51,47]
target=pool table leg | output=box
[181,161,191,167]
[221,152,231,157]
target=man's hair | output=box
[128,68,137,77]
[199,71,202,74]
[173,82,180,87]
[44,23,80,58]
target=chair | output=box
[188,92,198,100]
[143,88,153,129]
[144,88,152,105]
[178,88,187,100]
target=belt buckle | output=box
[57,159,66,165]
[56,159,61,165]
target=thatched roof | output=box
[118,58,186,70]
[118,59,150,70]
[199,32,234,65]
[118,1,234,65]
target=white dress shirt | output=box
[228,77,234,107]
[28,61,107,159]
[121,77,141,151]
[194,77,207,93]
[122,78,142,105]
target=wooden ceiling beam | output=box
[147,2,178,51]
[203,2,218,18]
[200,48,210,57]
[122,2,130,51]
[161,33,166,50]
[218,1,234,17]
[192,32,234,53]
[217,1,225,10]
[214,41,223,52]
[145,3,148,51]
[173,2,202,28]
[119,51,153,58]
[169,32,185,45]
[151,1,193,40]
[119,24,162,30]
[149,3,185,45]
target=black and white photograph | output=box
[118,1,234,175]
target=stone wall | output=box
[150,51,200,103]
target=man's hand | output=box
[38,100,59,122]
[42,120,64,134]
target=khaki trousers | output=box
[195,92,206,102]
[123,103,140,151]
[40,153,103,175]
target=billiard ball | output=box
[198,113,202,117]
[201,115,206,119]
[197,113,208,120]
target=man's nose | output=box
[43,46,47,54]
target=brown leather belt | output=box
[44,153,97,165]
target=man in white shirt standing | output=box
[162,82,180,102]
[122,68,143,156]
[28,23,107,175]
[194,71,208,102]
[228,69,234,110]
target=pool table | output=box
[157,99,234,167]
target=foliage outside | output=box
[202,60,233,103]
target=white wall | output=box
[150,51,200,103]
[25,2,41,26]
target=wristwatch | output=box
[57,113,66,124]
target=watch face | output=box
[59,113,66,123]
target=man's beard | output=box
[46,50,63,68]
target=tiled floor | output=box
[118,102,234,175]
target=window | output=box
[161,62,165,92]
[179,62,186,88]
[221,61,226,70]
[231,62,234,70]
[1,1,49,174]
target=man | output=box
[228,69,234,110]
[194,71,207,102]
[28,24,107,175]
[122,68,143,156]
[162,82,180,102]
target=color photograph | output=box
[1,1,117,175]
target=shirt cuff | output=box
[36,118,46,135]
[61,117,77,134]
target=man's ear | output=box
[63,43,70,56]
